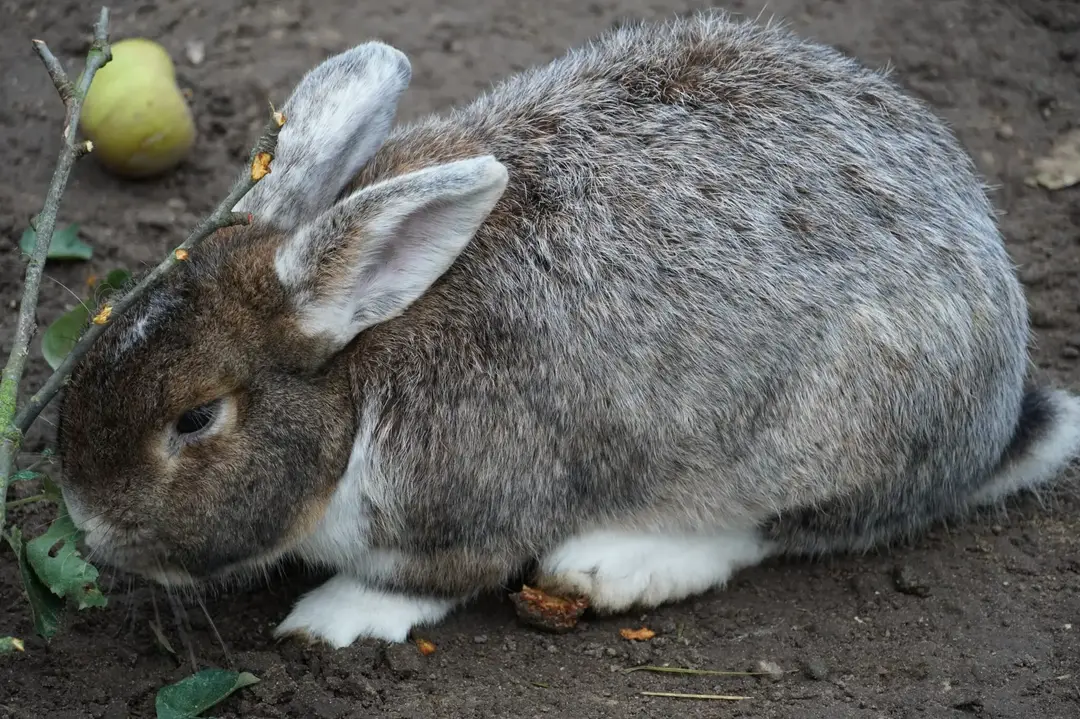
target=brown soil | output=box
[2,1,1080,717]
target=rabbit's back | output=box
[347,13,1029,570]
[360,12,1022,351]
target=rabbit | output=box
[56,10,1080,649]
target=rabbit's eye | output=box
[176,401,218,435]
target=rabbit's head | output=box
[56,41,509,585]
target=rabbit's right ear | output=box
[236,42,412,232]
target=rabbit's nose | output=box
[62,487,151,566]
[62,486,92,530]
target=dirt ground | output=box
[2,0,1079,716]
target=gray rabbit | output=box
[57,11,1080,647]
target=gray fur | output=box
[57,11,1080,628]
[320,11,1078,593]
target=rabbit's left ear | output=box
[276,155,509,351]
[236,41,412,232]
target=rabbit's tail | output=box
[762,385,1080,556]
[967,386,1080,507]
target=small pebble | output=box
[185,39,205,65]
[473,634,488,644]
[755,659,785,681]
[582,642,606,658]
[802,657,830,681]
[626,642,652,666]
[893,564,932,597]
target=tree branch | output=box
[0,7,111,536]
[31,40,75,105]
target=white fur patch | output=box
[108,293,179,363]
[274,574,455,646]
[117,313,150,353]
[539,528,775,612]
[280,412,453,647]
[972,389,1080,505]
[292,406,386,571]
[63,489,107,546]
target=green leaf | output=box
[41,266,131,370]
[24,512,107,611]
[19,223,93,261]
[155,669,260,719]
[0,636,25,653]
[41,474,63,502]
[5,527,64,640]
[41,303,90,370]
[103,268,132,291]
[10,470,41,483]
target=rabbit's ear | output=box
[236,42,412,232]
[277,155,509,350]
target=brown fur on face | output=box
[57,224,355,582]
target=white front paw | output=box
[273,574,456,648]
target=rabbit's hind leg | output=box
[536,527,775,613]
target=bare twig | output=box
[640,691,749,701]
[13,111,285,435]
[4,494,48,510]
[32,41,76,106]
[0,8,111,535]
[625,665,777,677]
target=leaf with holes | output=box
[155,669,260,719]
[19,223,93,261]
[5,527,64,640]
[24,512,107,611]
